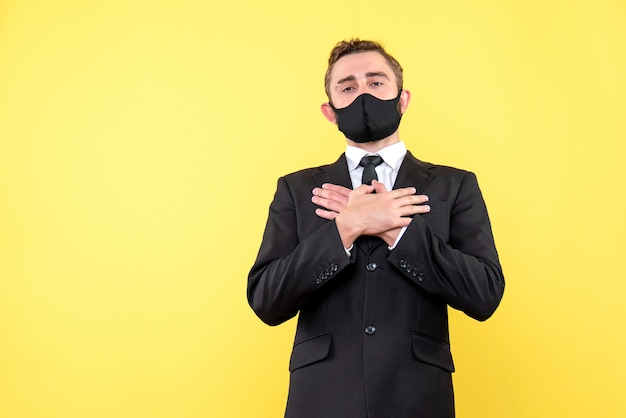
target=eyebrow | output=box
[335,71,391,86]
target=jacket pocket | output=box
[412,333,455,373]
[289,332,332,372]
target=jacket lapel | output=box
[312,154,352,189]
[393,151,435,193]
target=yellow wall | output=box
[1,0,625,417]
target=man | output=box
[248,39,505,418]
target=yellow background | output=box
[1,0,625,417]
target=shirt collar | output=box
[345,141,407,173]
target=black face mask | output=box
[330,92,402,143]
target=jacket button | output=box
[364,325,376,335]
[366,262,378,272]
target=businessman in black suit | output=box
[248,39,505,418]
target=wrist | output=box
[335,213,360,249]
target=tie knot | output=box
[359,155,383,185]
[359,155,383,168]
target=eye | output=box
[370,81,384,87]
[341,86,356,93]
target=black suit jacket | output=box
[248,151,505,418]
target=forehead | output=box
[329,51,396,84]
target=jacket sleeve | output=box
[388,171,505,321]
[247,176,353,326]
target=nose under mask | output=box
[330,92,402,143]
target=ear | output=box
[399,89,411,114]
[321,102,338,124]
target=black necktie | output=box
[359,155,384,185]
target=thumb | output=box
[353,183,375,195]
[372,180,388,193]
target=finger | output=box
[413,194,429,204]
[313,187,340,196]
[395,217,414,228]
[397,195,430,206]
[398,204,431,216]
[315,208,338,220]
[313,187,349,204]
[352,184,376,195]
[321,183,352,197]
[387,187,418,198]
[311,195,345,213]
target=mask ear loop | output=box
[396,89,404,114]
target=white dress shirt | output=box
[345,141,407,190]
